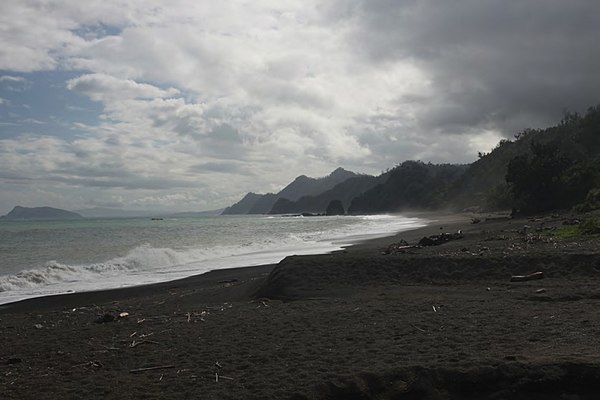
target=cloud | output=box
[0,75,31,92]
[1,1,599,213]
[348,0,600,136]
[0,75,26,82]
[66,73,179,101]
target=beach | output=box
[2,212,600,399]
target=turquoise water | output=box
[0,214,427,304]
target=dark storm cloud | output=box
[351,0,600,136]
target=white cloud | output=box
[66,74,179,101]
[0,1,598,213]
[0,75,26,82]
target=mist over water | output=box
[0,214,427,304]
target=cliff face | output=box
[1,206,83,220]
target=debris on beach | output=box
[381,239,421,254]
[129,365,175,374]
[510,271,544,282]
[418,232,464,247]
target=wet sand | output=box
[1,211,600,399]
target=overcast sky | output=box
[1,0,599,214]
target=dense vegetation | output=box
[504,109,600,214]
[440,106,600,214]
[347,162,467,214]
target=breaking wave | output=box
[0,214,428,304]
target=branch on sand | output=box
[510,271,544,282]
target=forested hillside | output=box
[347,162,467,214]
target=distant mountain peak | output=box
[330,167,349,176]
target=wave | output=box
[0,234,325,293]
[0,214,428,303]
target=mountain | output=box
[246,193,279,214]
[1,206,83,220]
[347,161,467,214]
[277,167,358,201]
[228,105,600,217]
[268,174,382,214]
[222,168,359,215]
[221,192,265,215]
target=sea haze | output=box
[0,214,427,305]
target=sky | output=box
[1,0,599,214]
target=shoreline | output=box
[0,211,451,314]
[3,210,599,399]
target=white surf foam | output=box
[0,214,427,305]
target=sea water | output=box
[0,214,427,305]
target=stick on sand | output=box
[130,365,175,373]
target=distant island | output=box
[0,206,83,221]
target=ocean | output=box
[0,214,427,305]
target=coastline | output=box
[2,210,600,399]
[0,211,444,314]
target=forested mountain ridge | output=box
[445,106,600,213]
[223,106,600,216]
[268,174,386,214]
[347,162,467,214]
[222,168,360,215]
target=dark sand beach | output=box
[2,212,600,399]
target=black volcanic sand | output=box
[2,212,600,399]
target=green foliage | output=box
[578,217,600,235]
[348,161,466,214]
[504,106,600,214]
[446,105,600,212]
[550,225,581,239]
[484,183,513,210]
[549,216,600,238]
[575,188,600,212]
[506,142,574,213]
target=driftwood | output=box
[130,339,159,348]
[130,365,175,373]
[510,271,544,282]
[418,232,464,247]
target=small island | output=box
[0,206,83,221]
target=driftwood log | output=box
[510,271,544,282]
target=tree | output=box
[506,142,573,213]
